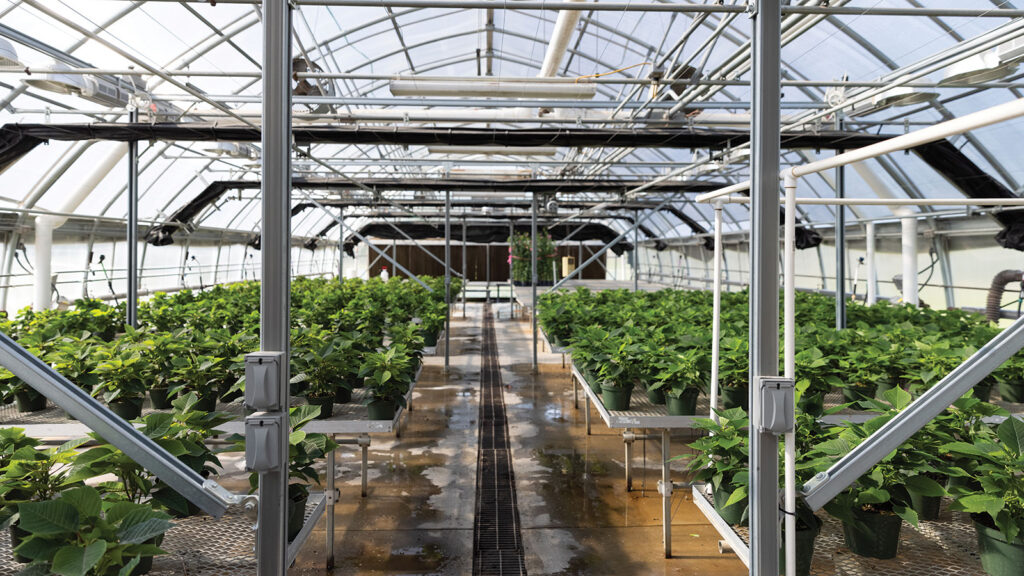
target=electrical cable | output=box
[917,246,939,291]
[191,255,205,290]
[97,255,118,305]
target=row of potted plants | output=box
[687,389,1023,576]
[0,393,342,572]
[538,288,1024,414]
[0,276,457,420]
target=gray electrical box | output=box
[244,351,285,411]
[245,412,285,472]
[757,376,795,436]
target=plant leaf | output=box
[17,500,78,536]
[51,542,106,576]
[905,475,946,498]
[893,505,919,528]
[117,517,172,545]
[996,416,1024,456]
[117,556,141,576]
[957,494,1005,519]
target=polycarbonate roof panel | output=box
[0,0,1020,247]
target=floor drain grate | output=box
[472,303,527,576]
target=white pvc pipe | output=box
[717,196,1024,207]
[709,203,723,423]
[783,174,797,576]
[33,145,127,310]
[538,0,586,77]
[697,97,1024,205]
[866,221,877,305]
[902,217,919,306]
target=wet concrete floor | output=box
[291,302,746,575]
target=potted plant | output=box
[92,343,149,420]
[291,330,348,419]
[686,407,750,526]
[0,437,85,563]
[597,337,642,411]
[717,337,749,411]
[808,389,936,559]
[168,352,221,412]
[13,485,172,575]
[654,347,708,416]
[944,416,1024,576]
[360,345,413,420]
[568,325,614,397]
[232,405,336,542]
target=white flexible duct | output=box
[538,0,586,77]
[34,145,127,310]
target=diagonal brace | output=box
[0,332,234,517]
[801,314,1024,511]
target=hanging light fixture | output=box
[427,145,558,156]
[849,77,938,116]
[940,52,1018,86]
[22,61,86,95]
[0,38,20,67]
[389,78,596,99]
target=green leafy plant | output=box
[360,345,414,406]
[945,416,1024,544]
[14,486,172,576]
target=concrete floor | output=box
[291,302,746,575]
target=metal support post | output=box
[835,139,846,329]
[902,216,918,306]
[662,429,671,558]
[578,241,583,278]
[584,390,591,435]
[462,218,467,318]
[866,221,876,305]
[485,242,491,302]
[445,190,451,374]
[257,1,292,573]
[338,212,344,279]
[750,1,782,575]
[326,436,336,569]
[392,237,398,278]
[509,220,514,319]
[531,193,538,372]
[633,209,639,292]
[361,436,369,498]
[624,428,632,491]
[127,108,139,329]
[710,203,723,421]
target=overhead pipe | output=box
[986,270,1024,322]
[538,0,585,77]
[34,145,126,310]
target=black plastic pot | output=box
[601,383,634,411]
[842,507,902,559]
[307,395,335,419]
[909,492,941,522]
[193,392,217,413]
[712,482,747,526]
[666,388,700,415]
[780,515,822,576]
[14,390,46,413]
[909,474,945,521]
[974,379,995,402]
[586,374,603,397]
[367,398,396,420]
[149,387,173,410]
[974,518,1024,576]
[423,329,439,347]
[335,386,352,404]
[998,381,1024,403]
[287,492,309,542]
[130,535,163,575]
[108,398,143,420]
[646,386,666,405]
[720,386,748,412]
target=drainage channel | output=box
[472,303,527,576]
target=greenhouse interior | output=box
[4,1,1024,575]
